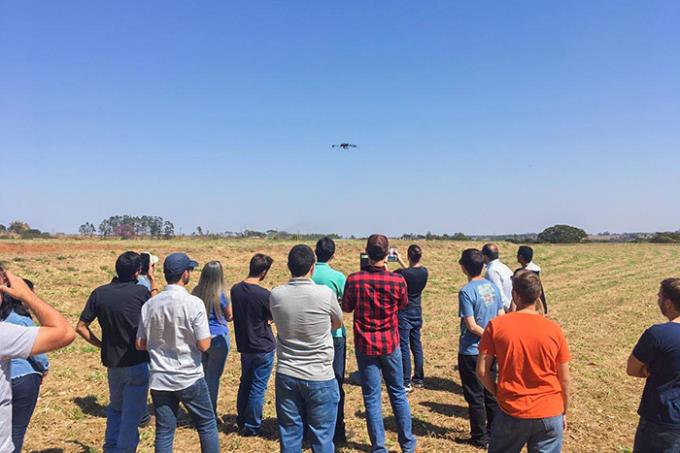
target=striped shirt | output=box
[342,265,408,356]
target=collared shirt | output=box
[4,311,49,380]
[80,277,151,368]
[137,284,211,391]
[525,262,541,273]
[342,265,408,356]
[269,278,343,381]
[485,259,514,310]
[312,262,347,338]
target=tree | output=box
[163,221,175,239]
[112,223,135,240]
[0,224,6,232]
[538,224,587,243]
[9,221,30,234]
[79,222,96,237]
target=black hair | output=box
[140,253,151,275]
[481,243,499,261]
[248,253,274,278]
[116,251,142,281]
[315,237,336,263]
[288,244,315,278]
[165,272,183,285]
[517,245,534,263]
[407,244,422,264]
[459,248,484,277]
[0,278,34,320]
[661,278,680,312]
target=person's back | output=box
[140,285,207,389]
[482,244,513,311]
[481,312,568,417]
[459,278,503,355]
[395,267,428,311]
[231,281,275,354]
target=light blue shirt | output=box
[137,275,151,291]
[458,278,503,355]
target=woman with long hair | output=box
[192,260,233,420]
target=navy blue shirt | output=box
[633,322,680,426]
[230,282,276,354]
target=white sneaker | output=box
[404,384,414,393]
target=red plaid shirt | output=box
[342,265,408,356]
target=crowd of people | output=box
[0,235,675,453]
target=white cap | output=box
[142,252,159,265]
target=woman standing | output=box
[0,279,50,453]
[395,245,429,392]
[192,261,233,420]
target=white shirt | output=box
[525,261,541,273]
[137,285,211,391]
[485,259,514,310]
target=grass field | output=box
[1,238,676,453]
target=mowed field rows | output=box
[1,239,678,453]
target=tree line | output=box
[79,216,175,239]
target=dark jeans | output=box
[237,350,275,435]
[275,373,339,453]
[458,353,499,443]
[398,308,424,386]
[356,348,417,453]
[634,417,680,453]
[489,412,563,453]
[11,373,42,453]
[202,333,230,415]
[332,336,346,442]
[151,378,219,453]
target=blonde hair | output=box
[192,261,225,322]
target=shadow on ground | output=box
[218,414,279,441]
[354,410,454,439]
[420,400,468,419]
[423,376,464,395]
[73,396,106,418]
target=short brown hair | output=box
[513,270,542,307]
[661,278,680,311]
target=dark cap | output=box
[163,253,198,276]
[366,234,389,260]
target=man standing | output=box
[0,270,75,453]
[77,251,154,453]
[516,245,547,314]
[482,243,513,312]
[231,253,276,437]
[136,253,218,453]
[477,270,570,453]
[311,236,348,445]
[342,234,417,453]
[627,278,680,452]
[270,245,343,453]
[457,248,504,448]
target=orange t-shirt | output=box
[478,312,570,419]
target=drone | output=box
[332,143,358,150]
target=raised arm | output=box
[1,270,75,355]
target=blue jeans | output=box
[332,336,347,441]
[398,308,424,386]
[634,417,680,453]
[275,373,339,453]
[151,378,219,453]
[356,348,417,453]
[237,350,275,435]
[202,333,230,415]
[11,373,42,453]
[489,411,563,453]
[104,362,150,453]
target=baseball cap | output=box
[366,234,389,260]
[163,253,198,276]
[142,252,159,265]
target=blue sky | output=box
[2,1,679,236]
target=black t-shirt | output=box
[394,267,429,310]
[230,281,276,354]
[80,278,150,368]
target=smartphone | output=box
[387,248,398,262]
[360,253,369,270]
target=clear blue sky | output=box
[2,1,679,236]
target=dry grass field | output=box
[2,238,677,453]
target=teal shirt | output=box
[312,262,347,338]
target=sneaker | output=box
[139,414,152,428]
[404,383,414,393]
[412,379,424,389]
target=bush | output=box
[538,224,587,243]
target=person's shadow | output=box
[72,396,107,418]
[423,376,464,395]
[419,400,468,419]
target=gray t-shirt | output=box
[137,285,211,391]
[269,278,343,381]
[0,322,38,453]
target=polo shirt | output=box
[80,277,150,368]
[485,259,514,310]
[312,262,347,338]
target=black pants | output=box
[333,336,347,442]
[458,354,499,442]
